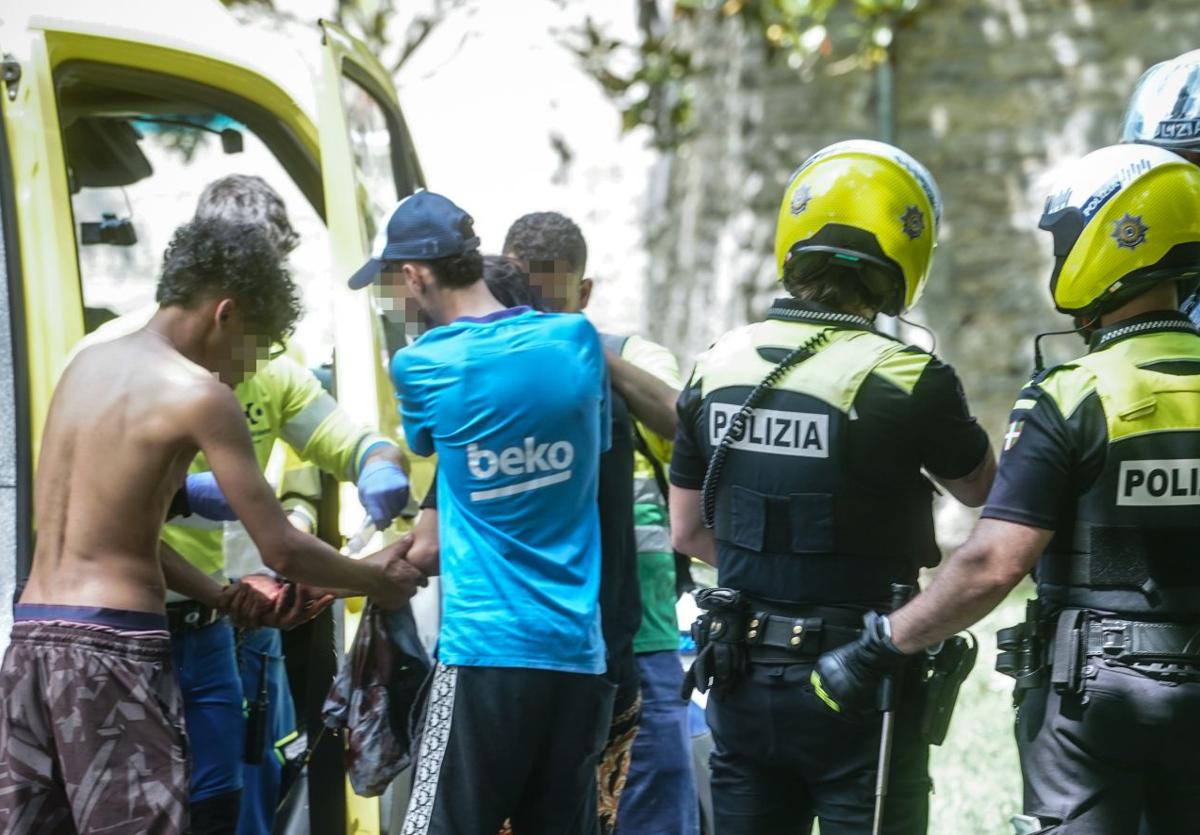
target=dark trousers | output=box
[401,663,615,835]
[616,651,699,835]
[706,661,929,835]
[1017,664,1200,834]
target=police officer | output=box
[1121,49,1200,166]
[1122,49,1200,328]
[669,140,995,834]
[813,143,1200,834]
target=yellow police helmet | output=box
[1040,143,1200,316]
[774,139,942,316]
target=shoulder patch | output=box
[1032,363,1096,420]
[872,348,934,395]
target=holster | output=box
[995,598,1051,703]
[918,631,977,746]
[681,588,749,699]
[1049,608,1086,696]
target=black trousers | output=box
[706,661,929,835]
[1017,664,1200,834]
[400,663,615,835]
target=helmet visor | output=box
[1122,54,1200,149]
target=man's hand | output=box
[363,534,428,610]
[223,574,282,628]
[185,472,239,521]
[357,451,410,529]
[273,583,337,629]
[811,611,909,717]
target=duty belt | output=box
[742,604,863,663]
[166,600,222,634]
[1084,618,1200,664]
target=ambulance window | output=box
[64,111,336,366]
[340,70,421,357]
[340,73,407,243]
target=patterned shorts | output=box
[0,620,190,835]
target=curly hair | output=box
[483,254,543,310]
[156,217,302,345]
[195,174,299,256]
[502,211,588,275]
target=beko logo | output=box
[467,437,575,501]
[1117,459,1200,506]
[709,403,829,458]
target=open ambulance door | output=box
[314,19,433,835]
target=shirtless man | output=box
[0,217,424,835]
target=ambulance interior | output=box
[57,63,335,354]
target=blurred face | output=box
[524,258,591,313]
[376,261,443,329]
[202,299,275,386]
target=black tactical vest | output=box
[696,318,939,605]
[1037,329,1200,617]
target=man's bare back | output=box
[21,330,221,614]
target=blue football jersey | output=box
[391,307,611,673]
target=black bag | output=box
[321,603,431,797]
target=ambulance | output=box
[0,1,432,831]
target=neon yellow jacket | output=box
[618,334,683,654]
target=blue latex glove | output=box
[185,472,238,522]
[357,459,410,529]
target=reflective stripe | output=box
[635,524,672,554]
[279,393,340,456]
[632,475,664,507]
[354,434,397,477]
[282,500,317,533]
[1013,398,1037,411]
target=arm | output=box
[933,442,996,507]
[914,358,995,508]
[811,380,1082,715]
[811,519,1049,715]
[160,540,228,608]
[667,370,714,563]
[669,486,716,566]
[889,518,1051,652]
[160,541,270,626]
[189,383,421,603]
[408,508,440,576]
[606,351,680,439]
[268,355,372,481]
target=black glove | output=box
[811,611,908,717]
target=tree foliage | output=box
[219,0,475,75]
[565,0,923,149]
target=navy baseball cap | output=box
[347,190,481,289]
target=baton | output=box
[873,582,915,835]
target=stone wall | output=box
[646,0,1200,455]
